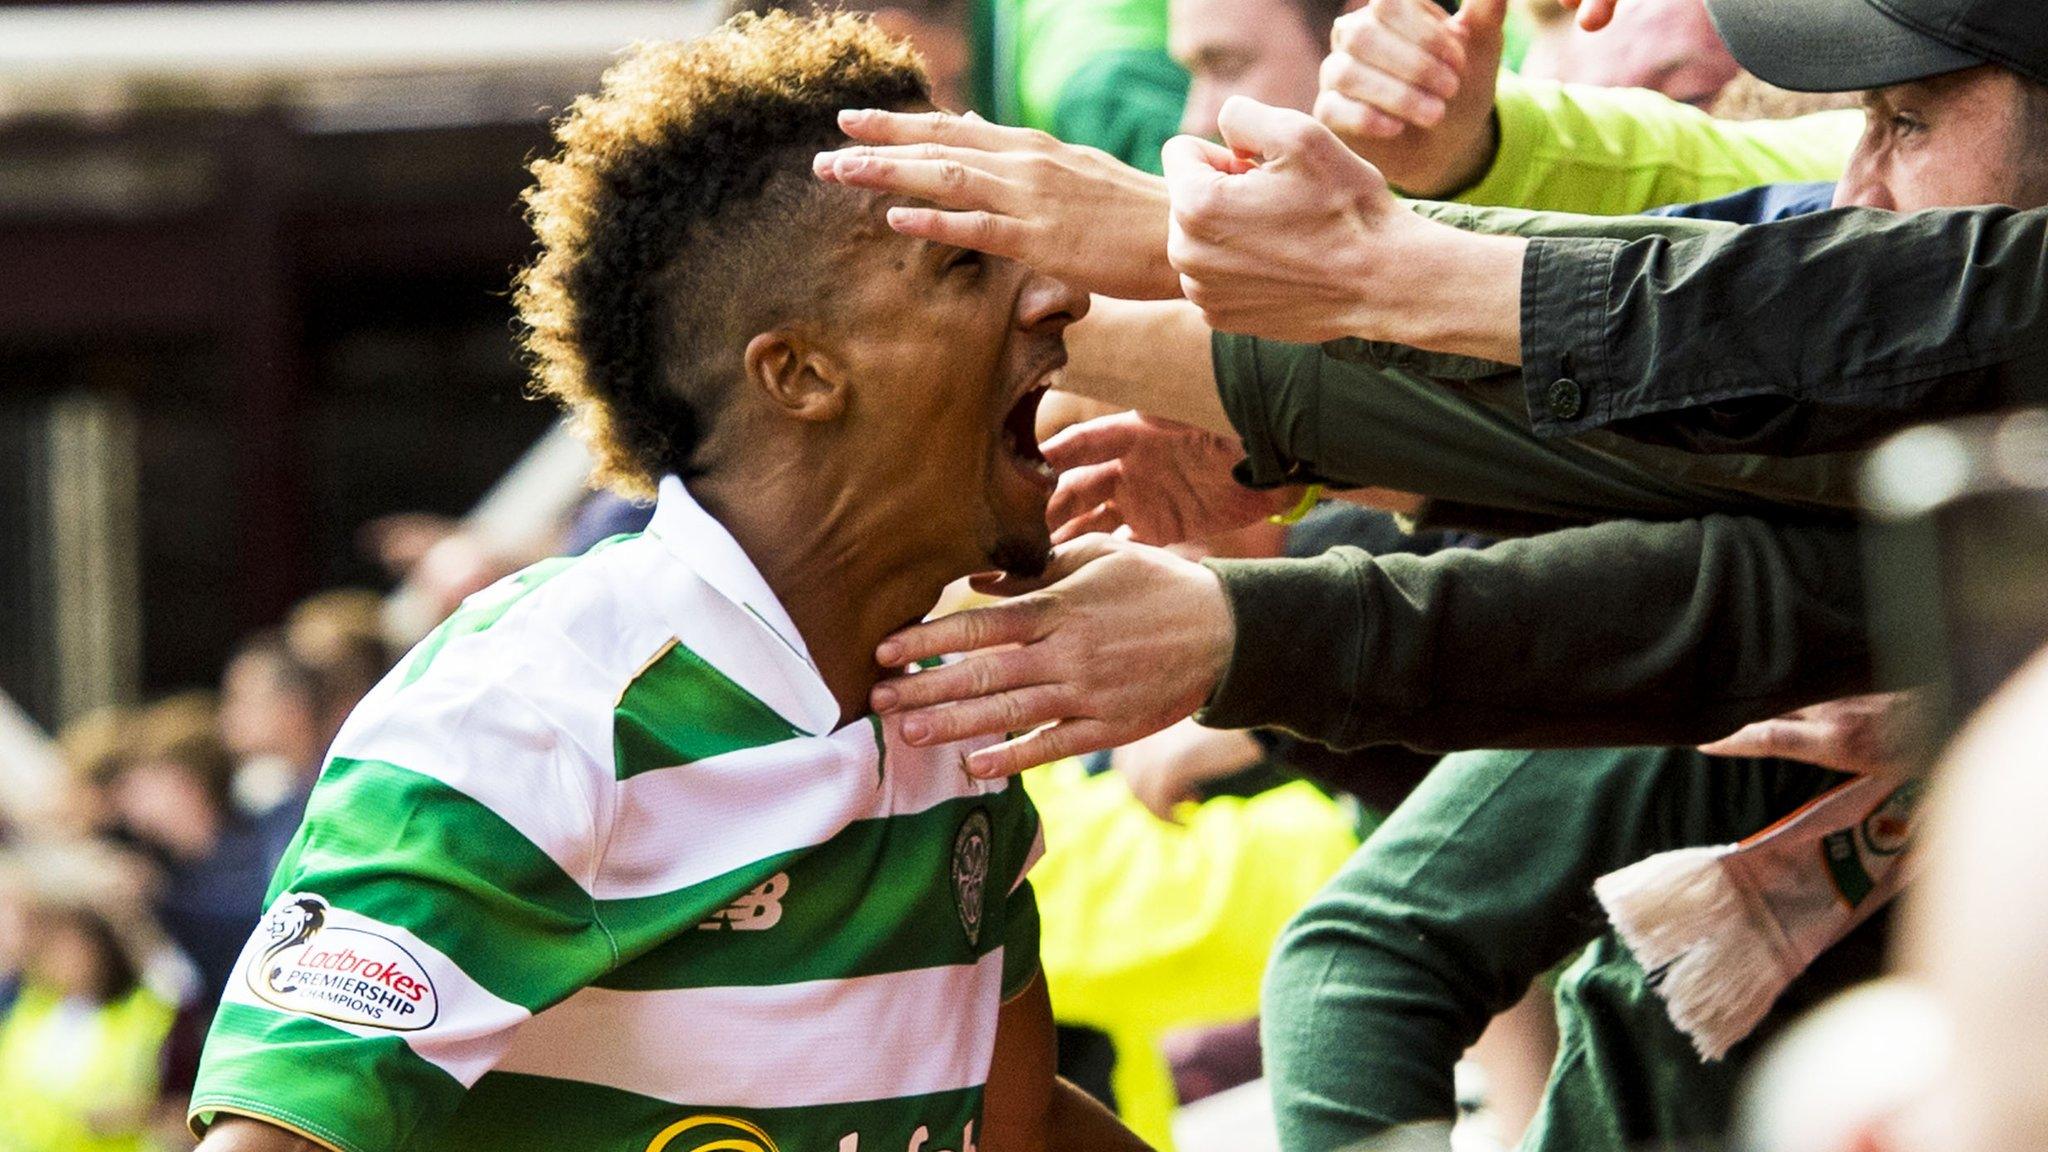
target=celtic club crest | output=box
[951,809,992,947]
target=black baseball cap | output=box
[1704,0,2048,93]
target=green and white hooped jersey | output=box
[190,476,1044,1152]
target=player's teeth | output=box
[1034,459,1055,479]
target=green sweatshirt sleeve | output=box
[1197,513,1870,751]
[1261,746,1843,1149]
[1006,0,1172,129]
[1451,72,1860,212]
[1213,331,1862,521]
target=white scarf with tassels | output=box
[1592,773,1925,1060]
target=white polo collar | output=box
[645,474,826,696]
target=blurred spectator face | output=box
[1171,0,1330,136]
[1520,0,1738,106]
[110,757,225,863]
[219,642,326,769]
[54,705,133,836]
[1835,67,2048,213]
[286,589,392,718]
[868,6,971,111]
[27,908,125,1003]
[112,697,236,861]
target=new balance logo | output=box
[697,872,789,931]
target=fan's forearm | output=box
[1063,298,1234,436]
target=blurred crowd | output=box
[0,589,389,1151]
[6,0,2048,1150]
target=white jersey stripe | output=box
[598,713,1009,901]
[333,674,605,892]
[493,949,1006,1108]
[340,641,1014,907]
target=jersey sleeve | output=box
[189,686,617,1152]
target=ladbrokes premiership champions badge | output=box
[951,809,991,948]
[248,893,439,1031]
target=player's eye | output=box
[945,247,984,275]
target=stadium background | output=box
[0,0,723,737]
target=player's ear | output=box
[743,328,848,425]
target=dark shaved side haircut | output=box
[516,11,932,496]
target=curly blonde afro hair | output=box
[516,11,930,497]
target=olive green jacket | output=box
[1516,204,2048,453]
[1196,205,1874,750]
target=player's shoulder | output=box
[422,533,680,683]
[336,536,692,770]
[337,533,828,782]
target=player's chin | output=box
[984,467,1054,576]
[988,524,1053,579]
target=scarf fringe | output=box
[1593,844,1795,1061]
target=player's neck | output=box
[691,477,957,730]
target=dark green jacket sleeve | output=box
[1213,331,1865,521]
[1516,204,2048,454]
[1262,746,1842,1148]
[1198,513,1869,751]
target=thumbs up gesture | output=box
[1315,0,1509,198]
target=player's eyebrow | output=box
[913,235,967,275]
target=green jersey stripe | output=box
[613,639,805,780]
[290,758,612,1011]
[439,1072,984,1152]
[596,791,1039,991]
[296,759,1040,1002]
[193,1002,465,1152]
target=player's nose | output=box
[1017,270,1091,333]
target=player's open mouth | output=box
[1001,384,1056,484]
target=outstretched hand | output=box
[1162,97,1412,344]
[1316,0,1508,197]
[1699,691,1933,776]
[1043,412,1301,546]
[870,535,1236,779]
[814,109,1181,301]
[1164,95,1528,361]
